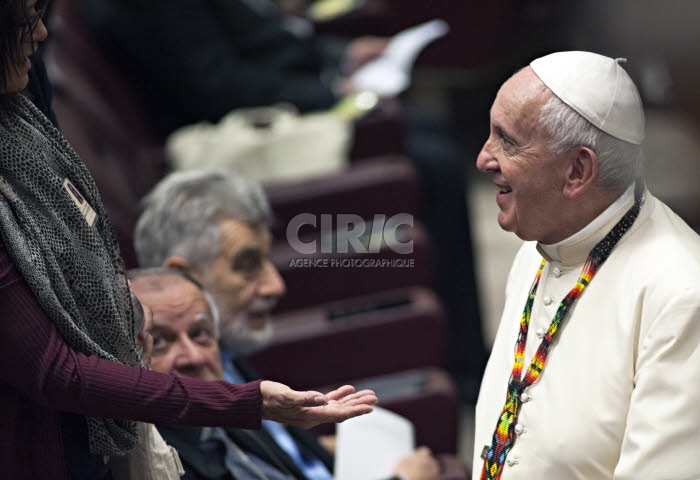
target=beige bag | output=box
[165,104,352,184]
[109,422,185,480]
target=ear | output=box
[163,256,200,280]
[562,146,598,200]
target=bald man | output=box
[130,268,439,480]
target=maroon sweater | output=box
[0,244,263,479]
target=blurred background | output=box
[39,0,700,474]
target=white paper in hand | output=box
[335,406,415,480]
[351,19,449,96]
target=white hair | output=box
[538,94,642,190]
[134,169,272,269]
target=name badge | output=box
[63,178,96,227]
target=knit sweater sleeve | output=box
[0,244,262,430]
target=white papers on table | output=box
[335,406,415,480]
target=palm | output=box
[260,381,377,428]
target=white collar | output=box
[539,183,636,263]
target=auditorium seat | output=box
[264,155,420,241]
[248,287,446,386]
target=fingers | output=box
[334,391,378,407]
[295,390,327,407]
[323,385,356,401]
[324,386,377,404]
[261,382,378,428]
[348,388,376,399]
[291,387,377,409]
[323,404,374,423]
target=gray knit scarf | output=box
[0,94,139,456]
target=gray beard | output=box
[220,316,275,356]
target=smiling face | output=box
[189,218,286,355]
[131,274,224,381]
[476,67,574,244]
[1,0,48,94]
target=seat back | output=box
[247,287,447,386]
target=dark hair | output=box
[0,0,48,94]
[0,0,27,93]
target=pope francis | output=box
[473,51,700,480]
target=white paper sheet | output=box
[350,19,449,96]
[335,406,415,480]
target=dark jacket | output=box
[155,355,333,480]
[80,0,342,138]
[159,425,329,480]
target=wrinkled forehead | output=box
[132,274,213,326]
[492,67,553,133]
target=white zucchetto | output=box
[530,51,645,145]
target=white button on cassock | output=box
[536,328,546,338]
[520,392,530,403]
[552,267,561,277]
[514,424,524,434]
[543,296,552,306]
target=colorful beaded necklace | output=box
[480,190,645,480]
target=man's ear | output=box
[563,146,598,200]
[163,256,200,280]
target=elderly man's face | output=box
[196,218,286,354]
[132,275,224,381]
[476,67,571,243]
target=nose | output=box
[257,261,286,299]
[476,136,499,173]
[32,18,48,43]
[173,335,206,375]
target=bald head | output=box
[129,267,197,295]
[128,268,224,381]
[128,268,218,336]
[500,67,552,107]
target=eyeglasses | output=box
[20,6,47,43]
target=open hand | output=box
[260,381,377,428]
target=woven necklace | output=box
[480,190,645,480]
